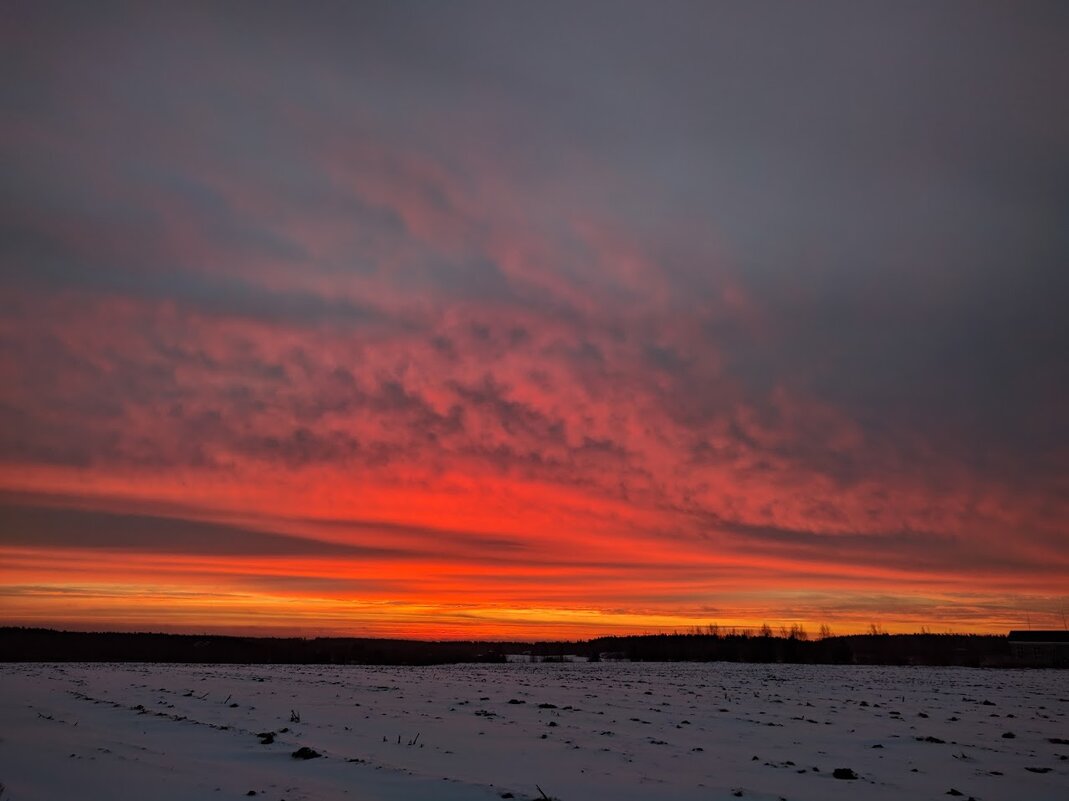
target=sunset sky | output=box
[2,2,1066,639]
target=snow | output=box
[1,662,1065,800]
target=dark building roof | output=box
[1007,630,1069,643]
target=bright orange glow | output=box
[2,462,1065,637]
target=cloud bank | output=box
[1,1,1066,636]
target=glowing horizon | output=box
[1,3,1066,639]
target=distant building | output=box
[504,653,589,663]
[1007,630,1069,667]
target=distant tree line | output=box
[0,628,508,665]
[0,627,1023,667]
[586,631,1012,667]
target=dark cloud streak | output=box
[0,503,400,558]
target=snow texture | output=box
[0,662,1066,800]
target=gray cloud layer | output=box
[2,1,1066,517]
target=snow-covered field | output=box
[0,662,1065,801]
